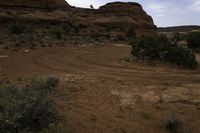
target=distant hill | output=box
[157,25,200,32]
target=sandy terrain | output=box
[0,44,200,133]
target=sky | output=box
[66,0,200,27]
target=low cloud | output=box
[146,1,186,17]
[189,0,200,12]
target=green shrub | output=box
[127,26,136,38]
[9,22,26,34]
[45,2,57,11]
[186,32,200,51]
[116,34,125,41]
[0,78,59,133]
[3,46,9,50]
[163,114,183,133]
[0,39,3,45]
[52,27,64,39]
[79,24,87,29]
[105,26,112,32]
[165,46,198,69]
[90,4,94,9]
[73,26,80,33]
[50,24,71,39]
[105,34,111,40]
[46,77,59,89]
[131,35,198,69]
[91,31,100,41]
[63,24,71,35]
[131,35,171,60]
[171,32,183,46]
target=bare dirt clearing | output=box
[0,45,200,133]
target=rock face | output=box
[0,0,69,9]
[0,1,156,40]
[70,2,156,37]
[97,2,156,36]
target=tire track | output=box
[31,47,200,84]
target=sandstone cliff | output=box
[0,0,69,9]
[0,1,156,45]
[95,2,156,36]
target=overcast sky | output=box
[66,0,200,27]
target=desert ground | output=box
[0,44,200,133]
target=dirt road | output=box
[0,45,200,133]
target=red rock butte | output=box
[0,0,156,36]
[0,0,69,8]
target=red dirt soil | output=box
[0,44,200,133]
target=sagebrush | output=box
[131,35,198,69]
[9,22,26,34]
[0,78,60,133]
[186,32,200,52]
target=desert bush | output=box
[44,2,57,11]
[91,31,100,41]
[9,22,26,34]
[41,123,73,133]
[50,24,71,39]
[46,77,59,89]
[79,24,87,29]
[0,78,59,133]
[3,46,9,50]
[116,34,126,41]
[131,35,171,60]
[105,34,111,40]
[0,39,3,45]
[83,36,97,44]
[163,114,183,133]
[73,26,80,33]
[14,42,21,47]
[131,35,198,69]
[162,113,191,133]
[186,32,200,52]
[52,27,64,39]
[171,32,183,46]
[165,46,197,69]
[90,4,94,9]
[41,44,46,47]
[127,26,136,38]
[63,24,71,35]
[105,26,112,32]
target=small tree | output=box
[62,24,71,35]
[171,32,182,46]
[186,32,200,51]
[116,34,125,41]
[90,4,94,9]
[0,78,59,132]
[163,114,183,133]
[165,46,198,69]
[45,1,57,11]
[9,22,26,34]
[127,26,136,38]
[131,35,170,60]
[51,27,64,39]
[131,35,198,69]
